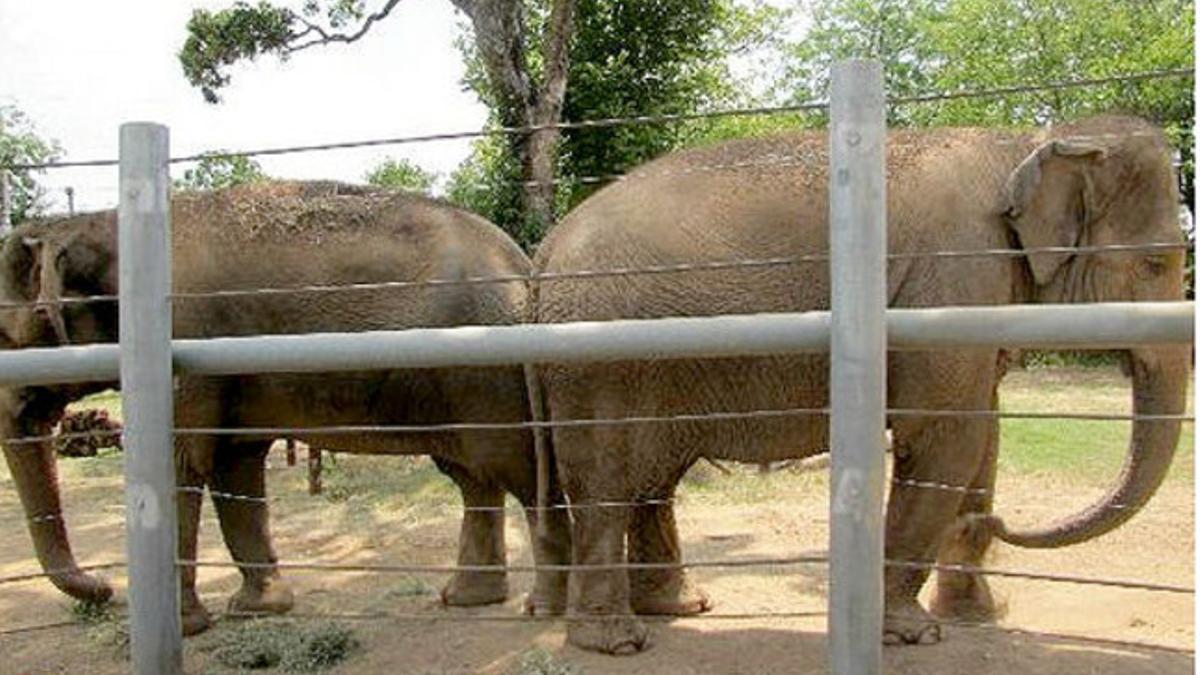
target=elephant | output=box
[530,115,1188,653]
[0,181,573,635]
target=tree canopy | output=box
[174,152,269,191]
[364,157,438,194]
[0,104,62,224]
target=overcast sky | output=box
[1,0,488,212]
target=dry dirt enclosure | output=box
[0,366,1192,674]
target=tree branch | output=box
[290,0,405,53]
[535,0,576,123]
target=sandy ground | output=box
[0,368,1193,674]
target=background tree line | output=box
[5,0,1193,253]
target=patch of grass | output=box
[321,455,456,509]
[68,599,129,660]
[999,367,1194,482]
[69,597,115,624]
[385,575,436,599]
[515,648,578,675]
[203,619,359,672]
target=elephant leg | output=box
[566,496,647,655]
[884,416,990,646]
[176,453,211,636]
[507,451,571,617]
[628,498,711,616]
[3,430,113,604]
[433,456,509,607]
[929,403,1000,622]
[210,440,293,618]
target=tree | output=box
[776,0,1193,200]
[0,104,63,224]
[364,157,438,194]
[448,0,785,245]
[180,0,577,235]
[174,151,269,191]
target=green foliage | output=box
[205,619,359,672]
[515,648,578,675]
[180,2,297,104]
[175,152,269,191]
[364,157,438,194]
[451,0,785,242]
[0,104,63,224]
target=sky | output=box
[1,0,488,213]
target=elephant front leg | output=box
[566,500,647,655]
[930,411,1000,622]
[885,417,990,645]
[210,441,294,619]
[2,428,113,604]
[628,499,711,616]
[434,458,509,607]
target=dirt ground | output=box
[0,367,1193,674]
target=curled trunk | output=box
[982,346,1187,548]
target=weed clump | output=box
[205,619,359,672]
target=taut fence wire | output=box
[9,67,1192,171]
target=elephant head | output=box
[0,212,119,603]
[987,116,1188,548]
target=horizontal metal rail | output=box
[0,301,1188,387]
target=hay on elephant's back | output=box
[173,181,418,246]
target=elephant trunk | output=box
[983,346,1187,548]
[2,417,113,603]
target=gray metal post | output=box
[828,59,887,675]
[1,169,12,233]
[119,122,181,674]
[65,186,75,216]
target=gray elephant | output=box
[531,115,1188,653]
[0,181,571,634]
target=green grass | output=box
[998,367,1194,482]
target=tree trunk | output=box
[453,0,576,241]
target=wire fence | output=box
[0,63,1193,671]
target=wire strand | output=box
[11,68,1192,171]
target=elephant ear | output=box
[1004,139,1108,286]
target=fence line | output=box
[175,555,1193,596]
[4,407,1191,451]
[0,241,1182,316]
[10,68,1192,172]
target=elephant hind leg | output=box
[566,499,648,655]
[433,456,509,607]
[628,498,712,616]
[210,439,294,619]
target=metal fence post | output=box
[119,122,181,674]
[829,59,887,675]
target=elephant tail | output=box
[522,268,554,537]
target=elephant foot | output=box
[182,601,214,637]
[930,573,1000,622]
[567,615,649,655]
[227,575,295,617]
[630,572,712,616]
[884,601,942,646]
[49,568,114,604]
[524,573,569,616]
[440,571,508,607]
